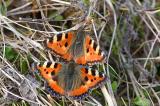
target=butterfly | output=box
[45,31,105,65]
[32,61,107,99]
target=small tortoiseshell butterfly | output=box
[46,31,105,65]
[32,61,107,99]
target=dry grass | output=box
[0,0,160,106]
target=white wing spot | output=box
[62,33,65,40]
[43,61,48,68]
[95,70,99,77]
[53,36,57,43]
[96,45,100,54]
[50,62,55,68]
[91,40,94,48]
[88,68,92,75]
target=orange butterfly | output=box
[32,61,107,99]
[46,31,105,65]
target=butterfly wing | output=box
[33,62,65,97]
[46,32,75,61]
[67,67,107,99]
[75,35,105,65]
[32,62,106,99]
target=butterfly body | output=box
[46,31,105,65]
[32,61,107,99]
[56,62,82,92]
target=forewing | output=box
[85,35,105,64]
[75,35,105,65]
[46,32,75,61]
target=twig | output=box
[105,0,118,106]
